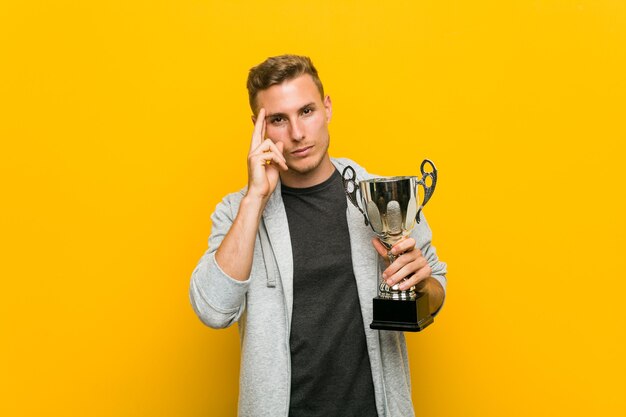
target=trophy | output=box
[342,160,438,331]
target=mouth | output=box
[291,145,313,157]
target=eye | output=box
[302,107,313,116]
[270,116,286,125]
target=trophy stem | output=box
[379,240,417,300]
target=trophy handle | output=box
[342,166,369,226]
[415,159,437,223]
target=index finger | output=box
[250,108,266,151]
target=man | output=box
[189,55,447,417]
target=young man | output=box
[189,55,447,417]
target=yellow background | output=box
[1,1,625,416]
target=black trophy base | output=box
[370,293,433,332]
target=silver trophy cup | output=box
[342,159,438,331]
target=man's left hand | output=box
[372,237,432,291]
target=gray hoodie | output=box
[189,158,447,417]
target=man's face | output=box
[254,74,333,185]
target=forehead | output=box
[256,74,323,114]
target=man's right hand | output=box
[246,108,288,201]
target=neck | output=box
[279,156,335,188]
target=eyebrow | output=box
[265,102,316,120]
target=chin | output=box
[288,160,320,176]
[288,163,315,175]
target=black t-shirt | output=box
[282,169,378,417]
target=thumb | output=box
[273,141,288,171]
[371,238,389,259]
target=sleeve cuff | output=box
[192,252,251,313]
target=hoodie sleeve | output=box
[413,214,448,315]
[189,192,251,329]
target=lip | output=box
[291,145,313,157]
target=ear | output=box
[323,95,332,122]
[251,114,257,125]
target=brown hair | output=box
[246,54,324,113]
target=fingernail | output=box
[386,279,393,286]
[382,273,387,279]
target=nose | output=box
[290,119,305,141]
